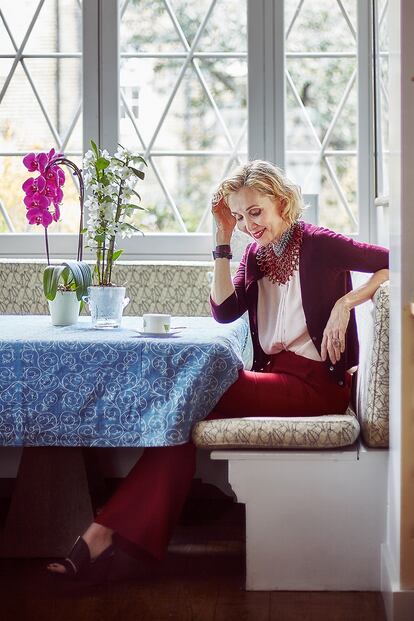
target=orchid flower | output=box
[23,192,50,211]
[22,175,46,195]
[26,206,53,227]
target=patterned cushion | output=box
[192,408,360,450]
[355,282,389,447]
[0,260,213,316]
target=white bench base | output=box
[211,443,388,591]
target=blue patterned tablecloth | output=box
[0,315,249,447]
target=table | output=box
[0,314,249,556]
[0,315,249,447]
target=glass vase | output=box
[83,286,130,329]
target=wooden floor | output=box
[0,480,386,621]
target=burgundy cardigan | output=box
[210,222,389,385]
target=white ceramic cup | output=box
[142,313,171,334]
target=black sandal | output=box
[49,536,115,581]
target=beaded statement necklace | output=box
[256,220,304,285]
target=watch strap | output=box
[212,245,232,260]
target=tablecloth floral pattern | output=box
[0,316,248,447]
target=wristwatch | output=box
[212,245,233,260]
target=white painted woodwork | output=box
[382,0,414,618]
[212,445,388,591]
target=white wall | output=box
[387,0,402,580]
[383,0,414,618]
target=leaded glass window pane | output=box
[0,0,82,234]
[119,0,247,233]
[285,0,358,234]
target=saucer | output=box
[134,328,182,338]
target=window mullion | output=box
[357,0,375,242]
[99,0,120,153]
[82,0,100,149]
[247,0,285,167]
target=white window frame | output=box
[0,0,377,260]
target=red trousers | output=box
[95,351,351,560]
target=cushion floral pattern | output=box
[356,282,389,448]
[0,261,213,316]
[192,409,360,450]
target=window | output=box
[0,0,378,260]
[285,0,359,234]
[0,0,83,237]
[119,0,247,236]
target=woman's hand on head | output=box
[321,299,351,365]
[211,194,236,244]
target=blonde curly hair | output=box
[216,160,304,226]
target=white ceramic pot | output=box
[48,291,80,326]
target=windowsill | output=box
[0,233,215,262]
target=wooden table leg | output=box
[0,447,94,558]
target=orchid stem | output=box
[47,157,84,263]
[44,228,50,266]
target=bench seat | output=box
[193,281,389,452]
[193,408,360,450]
[191,281,390,591]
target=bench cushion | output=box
[355,282,389,448]
[192,408,360,450]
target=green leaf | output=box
[123,203,147,211]
[96,157,110,171]
[131,189,142,201]
[128,166,145,180]
[43,265,68,301]
[61,266,71,286]
[131,155,147,167]
[111,156,126,166]
[80,227,88,234]
[90,140,99,158]
[62,261,93,301]
[111,249,124,262]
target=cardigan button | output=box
[329,366,334,371]
[338,380,344,386]
[312,336,317,341]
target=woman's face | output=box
[227,187,287,246]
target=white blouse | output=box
[257,268,322,362]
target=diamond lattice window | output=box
[119,0,248,234]
[285,0,358,234]
[0,0,82,234]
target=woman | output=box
[48,160,389,579]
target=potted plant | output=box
[43,260,92,326]
[22,148,92,326]
[82,141,146,328]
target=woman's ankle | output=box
[82,523,114,557]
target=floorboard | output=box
[0,478,386,621]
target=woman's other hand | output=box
[321,299,351,365]
[211,193,236,245]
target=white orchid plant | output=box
[83,141,147,286]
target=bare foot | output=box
[47,523,114,575]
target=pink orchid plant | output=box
[22,148,91,302]
[22,148,84,263]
